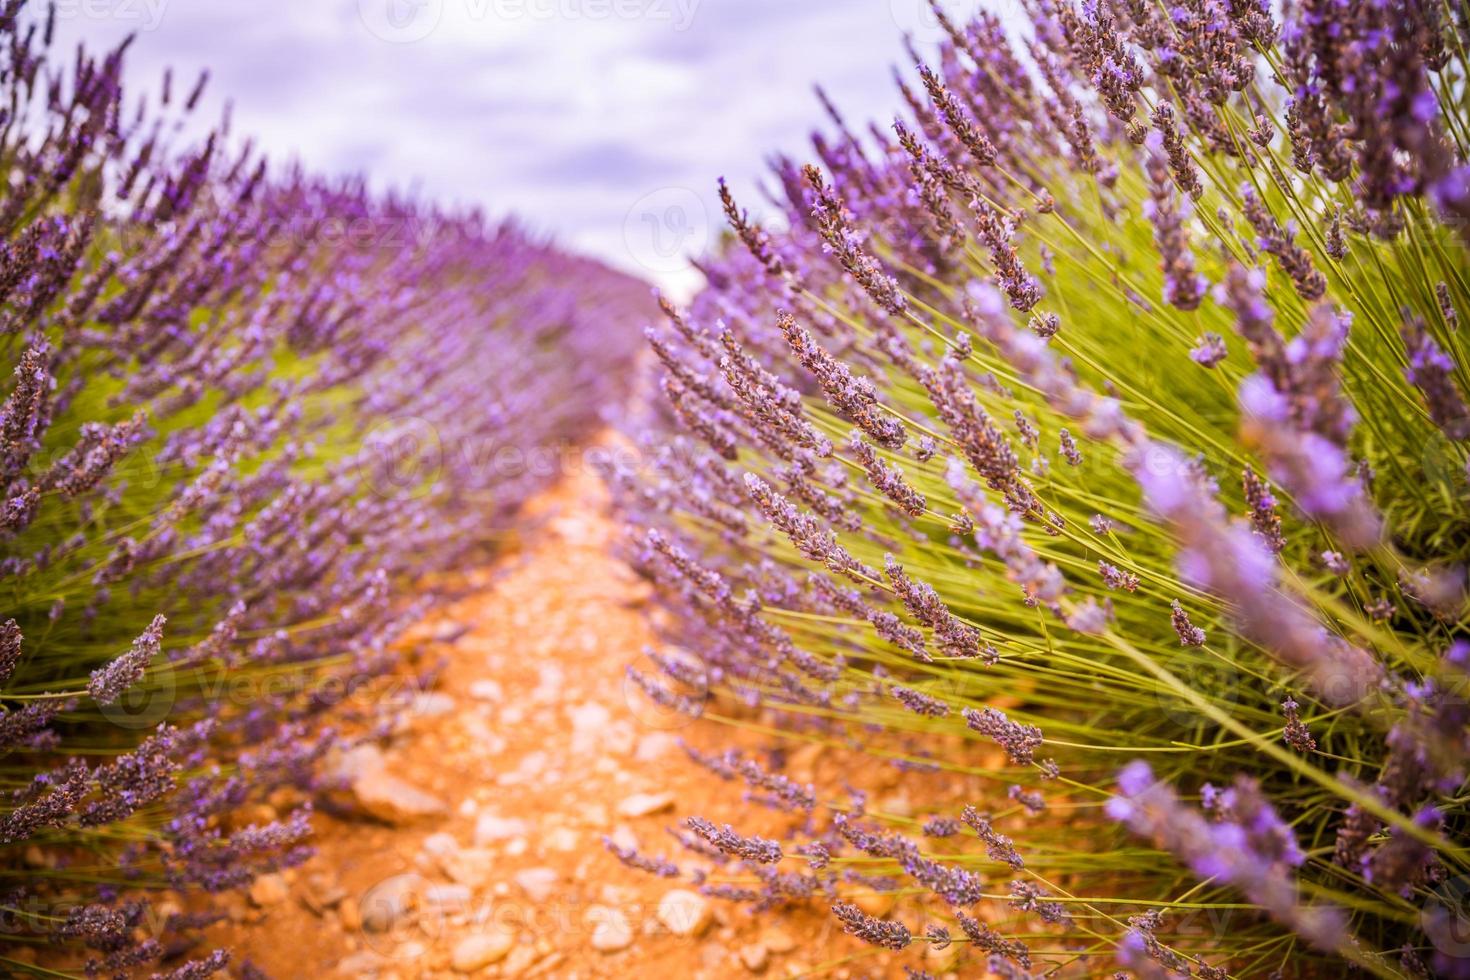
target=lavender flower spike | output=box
[88,615,166,706]
[891,685,951,717]
[1190,332,1228,368]
[962,706,1043,765]
[685,816,783,864]
[1169,600,1207,647]
[1108,761,1345,951]
[1401,315,1470,439]
[831,900,912,950]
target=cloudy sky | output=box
[54,0,986,295]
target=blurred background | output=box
[54,0,985,298]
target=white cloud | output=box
[54,0,980,296]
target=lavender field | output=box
[1,0,1469,977]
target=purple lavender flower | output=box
[851,435,926,516]
[1242,468,1286,554]
[1133,443,1384,703]
[778,311,906,449]
[685,816,783,864]
[1401,315,1470,439]
[1189,333,1228,368]
[922,816,960,837]
[0,618,21,685]
[1066,596,1114,634]
[956,910,1032,969]
[1281,697,1317,753]
[603,835,681,878]
[1144,132,1208,311]
[884,556,982,659]
[891,685,951,717]
[1058,428,1083,466]
[1008,879,1070,926]
[830,900,912,950]
[1013,411,1039,449]
[1098,561,1139,592]
[1109,761,1344,950]
[1240,187,1327,300]
[961,707,1043,766]
[87,615,166,706]
[1008,784,1046,815]
[1169,600,1207,647]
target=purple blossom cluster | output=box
[1108,761,1346,951]
[0,6,646,967]
[604,0,1469,972]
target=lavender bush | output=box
[0,4,644,972]
[611,0,1470,975]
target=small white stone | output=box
[501,945,541,977]
[248,873,289,908]
[409,692,456,717]
[739,943,770,973]
[421,832,461,858]
[543,827,580,853]
[633,732,679,762]
[468,679,503,702]
[352,770,447,825]
[588,905,634,953]
[513,867,559,904]
[423,883,472,908]
[567,703,611,755]
[333,743,387,781]
[607,824,639,852]
[474,812,529,845]
[336,951,386,975]
[299,873,346,915]
[432,620,469,643]
[438,848,494,889]
[877,792,914,818]
[599,883,637,905]
[450,932,515,972]
[360,874,421,933]
[616,791,675,818]
[656,889,712,937]
[602,721,637,756]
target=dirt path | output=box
[205,467,964,980]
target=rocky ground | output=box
[188,468,988,979]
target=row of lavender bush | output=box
[609,0,1470,976]
[0,3,645,974]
